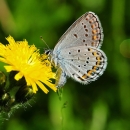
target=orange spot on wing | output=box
[92,35,98,40]
[82,74,88,79]
[92,29,97,34]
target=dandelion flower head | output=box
[0,36,57,93]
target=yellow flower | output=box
[0,36,57,93]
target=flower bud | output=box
[0,92,11,106]
[15,86,34,103]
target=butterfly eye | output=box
[45,50,51,55]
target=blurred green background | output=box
[0,0,130,130]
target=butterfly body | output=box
[46,12,107,87]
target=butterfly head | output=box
[44,49,52,55]
[44,49,55,64]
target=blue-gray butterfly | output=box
[45,12,107,87]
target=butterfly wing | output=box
[58,46,107,84]
[53,12,103,56]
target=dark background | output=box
[0,0,130,130]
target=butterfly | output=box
[45,12,107,88]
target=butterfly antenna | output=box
[40,36,50,49]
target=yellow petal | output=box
[15,72,23,81]
[36,80,49,94]
[4,65,14,72]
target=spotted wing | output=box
[58,46,107,84]
[53,12,103,55]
